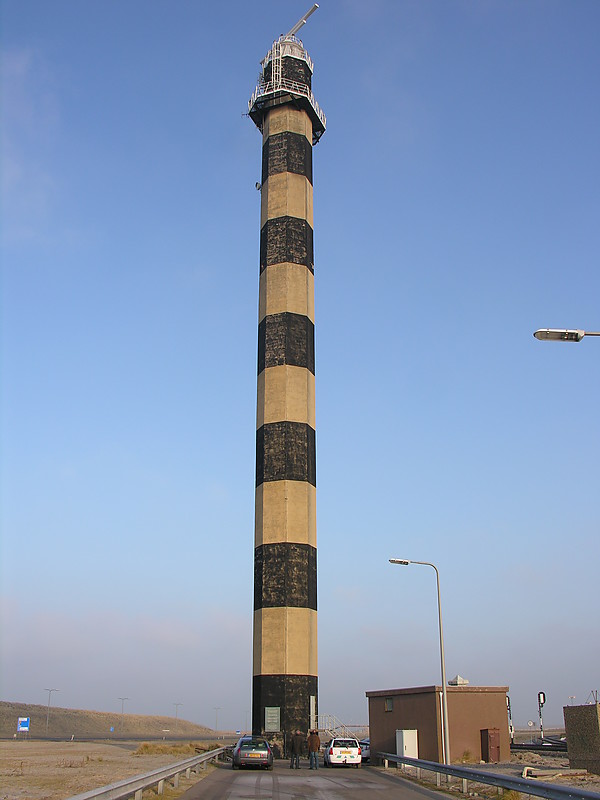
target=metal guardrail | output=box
[65,747,227,800]
[378,753,600,800]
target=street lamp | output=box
[389,559,451,764]
[533,328,600,342]
[44,688,59,736]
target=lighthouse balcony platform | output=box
[248,78,326,144]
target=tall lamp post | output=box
[389,559,451,764]
[44,688,59,736]
[533,328,600,342]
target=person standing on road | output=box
[307,729,321,770]
[290,730,304,768]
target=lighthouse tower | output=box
[248,5,326,750]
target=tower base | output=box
[253,674,318,754]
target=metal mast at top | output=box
[284,4,319,39]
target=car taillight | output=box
[358,747,361,755]
[329,748,333,755]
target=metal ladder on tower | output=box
[271,40,281,92]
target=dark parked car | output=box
[359,738,370,762]
[232,736,273,770]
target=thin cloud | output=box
[1,47,60,245]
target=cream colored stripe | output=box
[253,607,318,677]
[263,106,312,142]
[260,173,313,228]
[257,366,315,429]
[255,481,317,548]
[259,263,314,323]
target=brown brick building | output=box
[366,685,510,764]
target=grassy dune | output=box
[0,700,214,740]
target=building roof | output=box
[366,685,509,697]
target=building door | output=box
[480,728,500,762]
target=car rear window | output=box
[241,741,267,749]
[333,739,358,748]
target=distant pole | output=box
[44,688,59,736]
[214,707,221,735]
[174,703,182,733]
[118,697,128,732]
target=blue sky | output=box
[1,0,598,734]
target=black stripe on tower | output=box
[254,542,317,610]
[263,57,312,90]
[260,217,314,273]
[258,312,315,375]
[253,675,318,740]
[256,421,316,487]
[262,132,313,184]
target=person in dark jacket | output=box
[290,730,304,768]
[307,730,321,769]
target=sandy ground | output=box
[508,751,600,792]
[0,741,213,800]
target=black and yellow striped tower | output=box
[248,6,326,751]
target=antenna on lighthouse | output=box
[284,4,319,39]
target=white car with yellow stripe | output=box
[323,737,362,767]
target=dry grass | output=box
[134,742,213,757]
[0,740,215,800]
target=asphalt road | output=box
[180,761,444,799]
